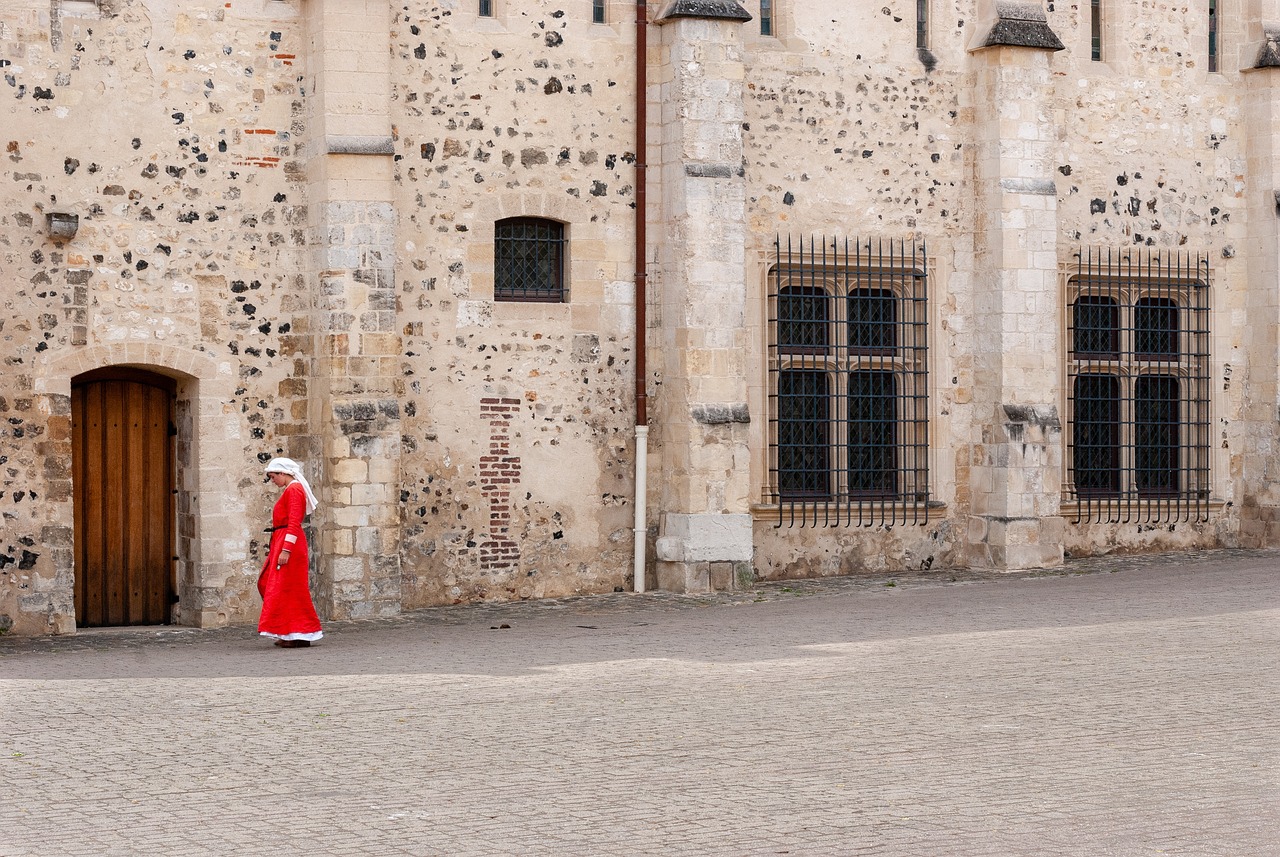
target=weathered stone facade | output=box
[1,0,1275,634]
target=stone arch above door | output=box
[35,343,253,630]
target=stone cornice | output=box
[1253,25,1280,68]
[970,1,1065,52]
[656,0,752,24]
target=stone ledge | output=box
[1000,177,1056,196]
[326,135,395,156]
[684,163,741,178]
[691,402,750,424]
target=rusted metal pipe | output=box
[634,0,648,429]
[632,0,650,593]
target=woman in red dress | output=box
[259,457,323,648]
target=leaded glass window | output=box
[768,235,929,527]
[1066,248,1211,523]
[494,217,566,303]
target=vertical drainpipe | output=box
[633,0,650,593]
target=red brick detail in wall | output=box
[232,157,281,168]
[477,398,522,571]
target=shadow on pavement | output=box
[3,548,1278,681]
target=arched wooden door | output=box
[72,369,176,626]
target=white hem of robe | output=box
[260,631,324,642]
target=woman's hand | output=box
[277,550,291,567]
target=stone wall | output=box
[390,0,640,605]
[746,0,1253,575]
[1,0,308,634]
[2,0,1277,634]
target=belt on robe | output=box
[263,525,287,533]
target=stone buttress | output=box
[302,0,403,619]
[964,1,1067,569]
[651,0,755,592]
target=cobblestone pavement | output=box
[3,549,1279,856]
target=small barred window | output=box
[494,217,567,303]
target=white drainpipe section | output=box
[633,424,649,592]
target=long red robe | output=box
[258,481,323,641]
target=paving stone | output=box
[1,549,1278,855]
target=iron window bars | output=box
[1066,247,1211,524]
[494,217,567,303]
[767,235,930,528]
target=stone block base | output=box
[654,513,753,563]
[964,515,1065,570]
[1238,505,1280,548]
[653,513,754,592]
[656,560,754,594]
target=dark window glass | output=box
[479,0,493,16]
[778,370,830,498]
[1090,0,1102,61]
[1066,251,1210,524]
[916,0,928,49]
[760,0,773,36]
[1135,375,1180,495]
[593,0,605,23]
[1072,374,1120,497]
[1208,0,1218,72]
[848,371,897,495]
[768,237,930,525]
[1073,295,1119,357]
[848,288,896,354]
[494,218,566,302]
[1135,297,1178,358]
[777,285,828,353]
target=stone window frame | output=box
[493,216,570,303]
[1089,0,1103,61]
[1060,249,1214,525]
[466,191,615,323]
[455,0,508,30]
[34,342,250,632]
[1067,0,1123,76]
[759,235,934,528]
[916,0,930,51]
[1209,0,1220,72]
[58,0,104,18]
[744,0,798,49]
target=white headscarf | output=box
[264,457,319,514]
